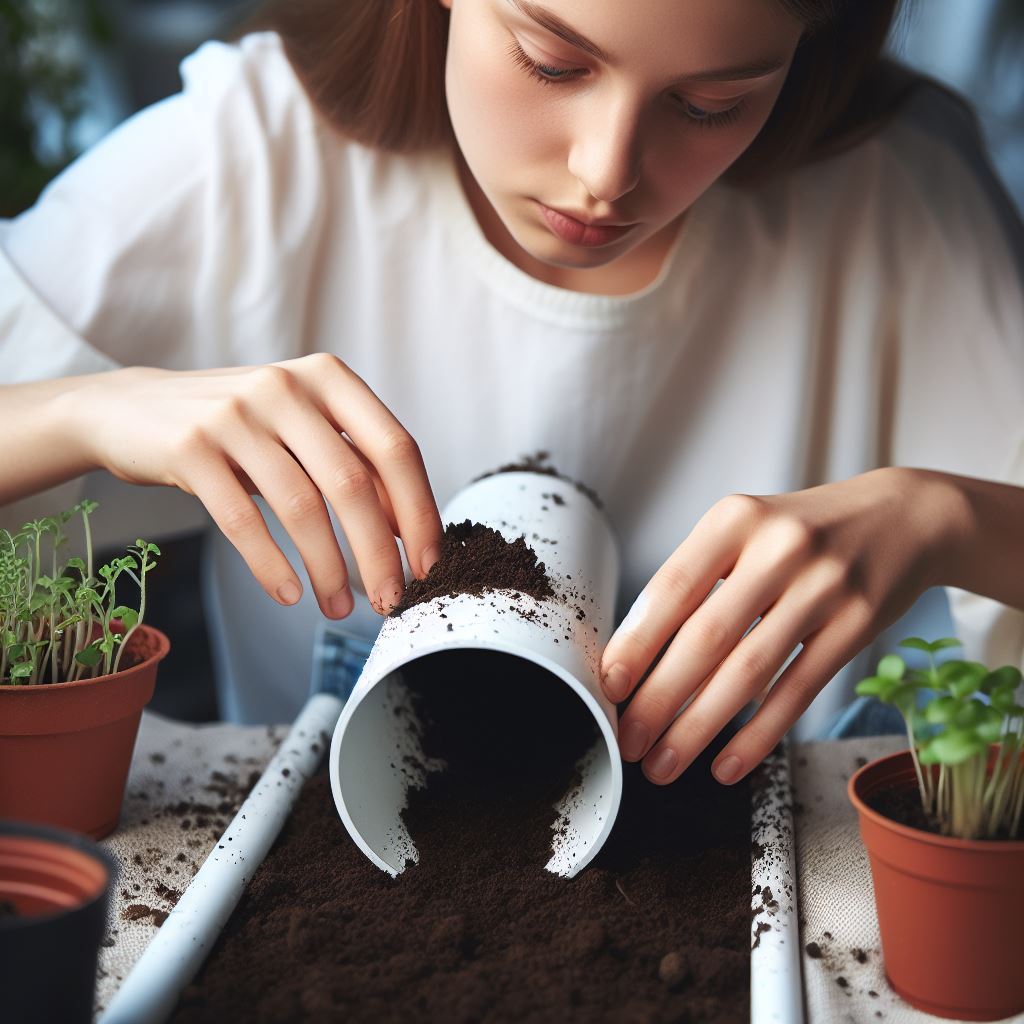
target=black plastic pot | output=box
[0,820,117,1024]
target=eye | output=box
[683,102,713,121]
[508,40,585,85]
[534,62,573,81]
[675,98,745,129]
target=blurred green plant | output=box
[0,0,111,217]
[856,637,1024,840]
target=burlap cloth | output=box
[95,713,288,1018]
[794,736,1024,1024]
[94,718,1024,1023]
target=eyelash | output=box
[506,40,745,129]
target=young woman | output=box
[1,0,1022,787]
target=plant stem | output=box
[113,553,149,674]
[905,717,930,812]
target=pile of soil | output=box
[171,653,750,1023]
[397,650,603,874]
[390,520,554,617]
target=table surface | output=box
[94,715,1024,1024]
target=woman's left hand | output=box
[599,467,967,786]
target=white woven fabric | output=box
[94,712,286,1018]
[793,736,1024,1024]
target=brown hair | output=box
[247,0,914,186]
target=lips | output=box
[538,203,636,247]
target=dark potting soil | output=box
[390,520,555,618]
[118,625,163,670]
[474,450,604,510]
[171,652,750,1023]
[868,783,1024,841]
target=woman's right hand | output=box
[73,354,444,618]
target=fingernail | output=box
[328,588,354,619]
[619,720,650,762]
[602,663,630,702]
[277,581,301,605]
[713,755,741,784]
[378,576,404,614]
[421,544,442,576]
[646,747,678,781]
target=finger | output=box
[294,356,444,579]
[638,568,848,784]
[341,435,400,539]
[184,457,306,609]
[615,516,817,763]
[707,600,875,786]
[263,395,407,612]
[236,436,358,620]
[614,552,790,770]
[600,496,760,703]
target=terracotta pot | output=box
[0,624,170,839]
[849,750,1024,1021]
[0,820,116,1024]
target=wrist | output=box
[48,372,116,475]
[0,373,115,506]
[891,467,974,591]
[920,469,1024,608]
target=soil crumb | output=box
[474,450,603,509]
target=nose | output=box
[567,95,643,204]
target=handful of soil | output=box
[390,520,554,617]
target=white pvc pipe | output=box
[330,471,623,879]
[99,692,344,1024]
[749,743,804,1024]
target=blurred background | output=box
[2,0,1022,722]
[4,0,1024,220]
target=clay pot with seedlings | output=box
[0,820,116,1024]
[0,501,168,839]
[849,637,1024,1021]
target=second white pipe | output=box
[99,692,344,1024]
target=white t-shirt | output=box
[2,32,1022,731]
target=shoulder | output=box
[729,78,1023,299]
[178,32,302,123]
[825,80,1018,269]
[877,81,1023,275]
[179,31,439,215]
[172,31,324,169]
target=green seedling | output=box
[0,500,159,686]
[856,637,1024,840]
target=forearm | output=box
[0,375,104,506]
[929,469,1024,610]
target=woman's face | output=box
[440,0,804,274]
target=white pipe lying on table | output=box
[99,692,345,1024]
[749,742,804,1024]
